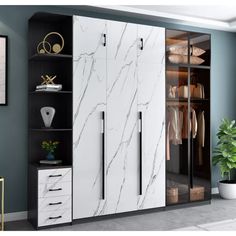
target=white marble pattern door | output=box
[73,16,107,219]
[105,20,139,214]
[137,25,166,210]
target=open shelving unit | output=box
[166,29,211,206]
[28,12,73,228]
[28,12,73,168]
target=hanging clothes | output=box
[166,107,183,160]
[197,110,205,165]
[168,107,183,145]
[182,107,198,139]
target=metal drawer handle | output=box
[49,188,62,192]
[49,202,62,206]
[49,216,62,220]
[49,174,62,178]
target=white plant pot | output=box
[218,180,236,199]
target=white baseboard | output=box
[0,188,219,222]
[211,187,219,194]
[0,211,27,222]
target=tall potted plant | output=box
[213,118,236,199]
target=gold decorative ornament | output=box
[37,41,51,54]
[42,32,64,54]
[41,75,57,85]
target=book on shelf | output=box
[35,84,62,92]
[39,160,62,165]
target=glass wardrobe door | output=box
[166,66,190,205]
[166,29,189,65]
[189,67,211,202]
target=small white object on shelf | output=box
[40,107,55,128]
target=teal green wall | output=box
[0,5,235,213]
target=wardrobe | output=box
[166,29,211,205]
[28,12,211,229]
[73,16,165,219]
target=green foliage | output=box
[213,119,236,180]
[41,140,59,154]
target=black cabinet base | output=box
[28,200,211,230]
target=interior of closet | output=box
[166,29,211,205]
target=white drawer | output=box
[38,208,71,227]
[38,182,71,198]
[38,168,71,184]
[38,195,71,212]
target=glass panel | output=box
[190,68,211,202]
[166,30,188,65]
[166,66,189,205]
[189,33,210,66]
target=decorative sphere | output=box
[39,49,45,54]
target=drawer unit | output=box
[34,167,72,228]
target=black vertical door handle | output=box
[103,34,106,47]
[140,38,144,50]
[101,111,105,199]
[139,112,143,195]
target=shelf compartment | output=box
[29,60,72,91]
[29,131,72,165]
[29,93,72,129]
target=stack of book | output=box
[35,84,62,92]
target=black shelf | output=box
[167,98,209,102]
[166,62,210,70]
[29,91,72,94]
[29,53,72,61]
[30,128,72,132]
[30,163,72,170]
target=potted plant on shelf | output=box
[42,140,59,161]
[213,118,236,199]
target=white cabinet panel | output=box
[105,21,139,214]
[73,16,166,219]
[137,26,166,210]
[107,20,137,61]
[73,16,107,219]
[73,16,106,60]
[137,24,165,64]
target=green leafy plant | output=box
[213,119,236,180]
[42,140,59,154]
